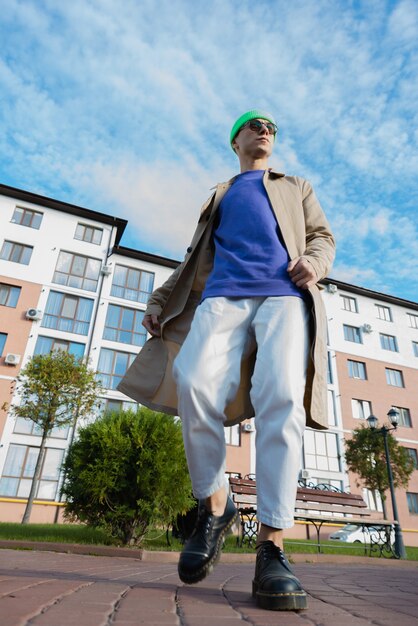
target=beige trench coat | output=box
[118,169,336,430]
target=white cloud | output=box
[87,156,230,257]
[0,0,417,301]
[331,263,378,287]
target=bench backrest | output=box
[229,477,372,518]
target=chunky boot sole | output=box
[252,580,308,611]
[178,510,238,584]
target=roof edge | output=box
[0,183,127,245]
[111,245,179,269]
[321,277,418,310]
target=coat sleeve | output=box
[298,179,336,280]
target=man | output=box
[118,109,335,611]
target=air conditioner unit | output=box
[5,353,21,365]
[26,308,43,321]
[101,265,112,276]
[362,323,373,333]
[242,422,254,433]
[327,283,338,294]
[299,469,310,480]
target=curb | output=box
[0,540,144,559]
[0,540,417,567]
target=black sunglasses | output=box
[241,119,278,135]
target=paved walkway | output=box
[1,548,418,626]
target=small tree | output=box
[61,408,194,545]
[345,425,414,518]
[9,351,102,524]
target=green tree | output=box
[345,425,415,518]
[9,351,102,524]
[61,408,194,546]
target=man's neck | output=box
[239,156,270,173]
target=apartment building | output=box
[0,183,417,544]
[320,279,418,545]
[0,183,251,522]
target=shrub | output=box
[62,408,193,545]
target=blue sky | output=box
[1,0,417,301]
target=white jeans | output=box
[173,296,309,529]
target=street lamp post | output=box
[367,408,407,559]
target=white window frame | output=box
[407,313,418,329]
[351,398,372,420]
[0,240,33,265]
[343,324,362,343]
[347,360,367,380]
[74,222,103,245]
[341,295,358,313]
[375,304,392,322]
[225,424,241,446]
[379,333,398,352]
[385,368,404,388]
[392,406,412,428]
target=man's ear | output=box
[232,138,239,154]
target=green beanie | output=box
[230,109,276,149]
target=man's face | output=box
[232,118,276,159]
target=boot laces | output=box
[193,506,213,536]
[259,541,286,563]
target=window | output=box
[385,368,404,387]
[0,241,33,265]
[392,406,412,428]
[42,291,94,335]
[53,251,101,292]
[327,352,333,384]
[375,304,392,322]
[362,488,383,512]
[407,493,418,515]
[304,430,340,472]
[103,304,146,347]
[413,342,418,357]
[347,359,367,379]
[343,324,362,343]
[11,207,43,229]
[327,389,337,426]
[0,333,7,356]
[0,283,21,307]
[104,399,123,413]
[111,264,155,304]
[74,223,103,245]
[406,449,418,469]
[97,348,135,390]
[225,424,241,446]
[380,333,398,352]
[351,399,372,420]
[0,444,64,500]
[14,417,69,439]
[103,399,137,414]
[34,336,85,358]
[341,295,358,313]
[407,313,418,329]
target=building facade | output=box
[0,184,417,544]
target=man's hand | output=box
[142,314,161,337]
[287,257,318,290]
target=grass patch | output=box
[0,523,417,561]
[0,522,115,545]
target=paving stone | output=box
[1,548,418,626]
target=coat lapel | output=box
[263,172,299,260]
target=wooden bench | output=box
[229,476,397,557]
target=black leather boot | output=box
[252,541,307,610]
[178,496,238,584]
